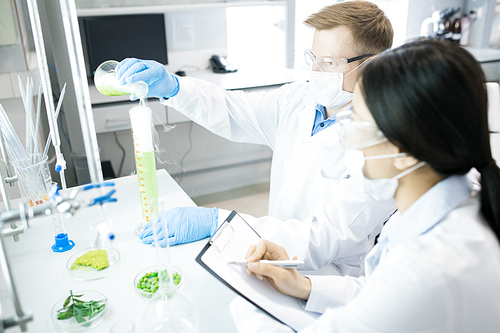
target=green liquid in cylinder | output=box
[134,150,159,223]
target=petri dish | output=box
[50,290,107,332]
[134,222,145,239]
[66,247,120,281]
[110,320,136,333]
[133,265,184,300]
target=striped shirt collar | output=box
[315,104,326,118]
[379,174,472,247]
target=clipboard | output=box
[195,211,320,332]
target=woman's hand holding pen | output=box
[245,239,311,301]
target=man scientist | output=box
[117,1,396,277]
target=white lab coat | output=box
[162,78,395,275]
[230,176,500,332]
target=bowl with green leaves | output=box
[51,290,107,332]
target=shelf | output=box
[77,1,286,16]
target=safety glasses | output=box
[337,108,387,149]
[304,49,374,73]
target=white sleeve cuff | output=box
[304,275,365,314]
[159,77,191,108]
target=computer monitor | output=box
[79,13,168,79]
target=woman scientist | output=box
[235,39,500,332]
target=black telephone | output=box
[210,55,238,73]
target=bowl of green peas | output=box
[134,265,184,299]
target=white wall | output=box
[164,8,229,72]
[371,0,409,48]
[226,5,287,70]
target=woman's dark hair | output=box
[359,39,500,241]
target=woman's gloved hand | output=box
[138,207,219,247]
[116,58,180,99]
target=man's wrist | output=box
[168,75,180,98]
[209,207,219,236]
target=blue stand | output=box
[51,233,75,252]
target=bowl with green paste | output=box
[66,247,120,281]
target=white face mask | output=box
[308,71,353,109]
[345,149,426,201]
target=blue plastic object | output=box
[82,182,117,206]
[51,233,75,252]
[49,183,60,203]
[83,182,115,191]
[88,189,117,206]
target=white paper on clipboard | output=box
[196,211,320,331]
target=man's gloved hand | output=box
[138,207,219,247]
[116,58,180,99]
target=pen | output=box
[228,260,305,268]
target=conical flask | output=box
[94,60,148,99]
[141,197,200,333]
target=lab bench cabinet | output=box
[88,83,168,134]
[481,61,500,82]
[91,98,167,134]
[466,47,500,83]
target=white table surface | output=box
[183,67,309,91]
[465,47,500,63]
[1,170,238,332]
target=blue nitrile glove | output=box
[138,207,219,247]
[116,58,180,99]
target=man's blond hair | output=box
[304,1,393,55]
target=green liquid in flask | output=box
[95,73,148,98]
[134,150,159,223]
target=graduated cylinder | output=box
[129,106,159,224]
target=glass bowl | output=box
[134,265,184,299]
[134,222,145,238]
[50,290,107,332]
[66,247,120,281]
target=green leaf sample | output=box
[56,290,106,326]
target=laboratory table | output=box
[1,170,238,332]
